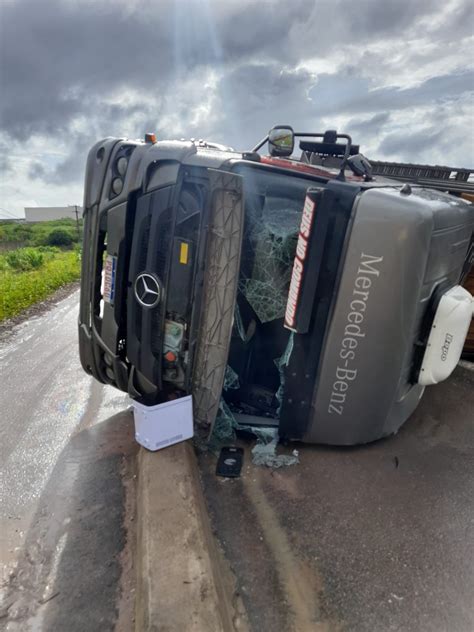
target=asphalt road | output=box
[199,363,474,632]
[1,288,473,631]
[0,290,136,632]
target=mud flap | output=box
[192,170,244,435]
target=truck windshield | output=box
[233,164,312,323]
[223,164,314,421]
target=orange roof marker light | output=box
[145,132,157,144]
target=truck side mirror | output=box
[268,126,294,157]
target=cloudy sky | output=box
[0,0,473,218]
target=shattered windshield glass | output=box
[236,166,310,323]
[216,165,312,430]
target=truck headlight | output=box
[111,177,123,195]
[116,156,128,177]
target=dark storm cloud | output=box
[0,136,13,173]
[207,63,319,150]
[309,69,474,116]
[0,0,174,139]
[210,62,473,152]
[1,0,460,139]
[28,161,46,179]
[218,63,314,120]
[377,121,473,166]
[41,133,102,185]
[0,0,472,197]
[209,0,314,62]
[214,0,444,62]
[26,101,156,185]
[378,127,445,157]
[427,0,474,40]
[0,0,316,140]
[0,154,13,174]
[346,113,391,138]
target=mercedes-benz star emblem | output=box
[134,273,161,308]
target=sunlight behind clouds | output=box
[0,0,472,216]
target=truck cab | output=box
[79,127,474,445]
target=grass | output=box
[0,218,82,247]
[1,246,46,271]
[0,227,82,321]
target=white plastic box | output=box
[133,395,194,451]
[418,285,473,386]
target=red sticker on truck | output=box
[284,195,316,330]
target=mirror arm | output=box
[252,136,269,152]
[335,133,352,181]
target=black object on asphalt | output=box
[216,447,244,478]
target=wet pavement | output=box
[199,363,474,632]
[0,291,137,631]
[2,288,473,631]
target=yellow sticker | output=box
[179,242,189,264]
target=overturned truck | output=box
[79,127,474,445]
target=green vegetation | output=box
[2,247,46,271]
[0,219,82,321]
[45,228,75,247]
[0,218,82,247]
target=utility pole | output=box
[74,205,81,242]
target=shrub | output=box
[45,229,75,246]
[9,224,33,243]
[0,219,82,248]
[37,245,60,254]
[5,247,44,271]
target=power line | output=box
[0,207,22,220]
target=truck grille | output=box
[150,207,172,354]
[127,185,176,388]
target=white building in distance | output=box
[24,206,83,223]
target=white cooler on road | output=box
[133,395,194,451]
